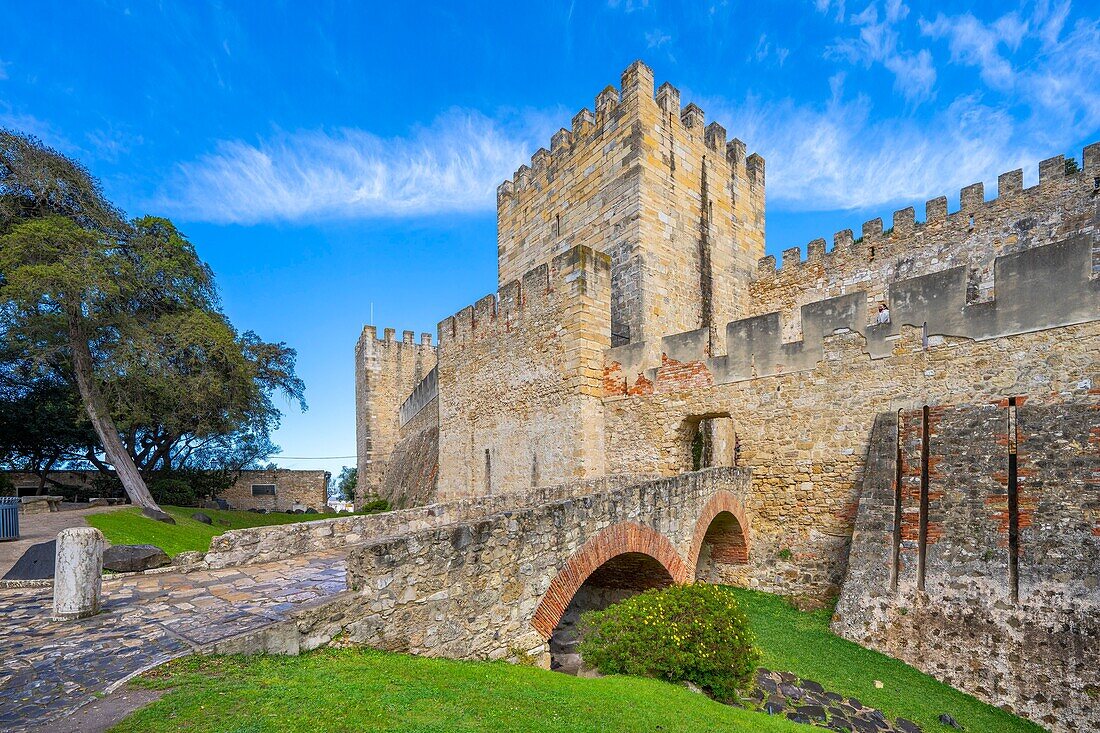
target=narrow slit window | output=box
[484,449,492,494]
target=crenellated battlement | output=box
[356,325,434,355]
[496,60,764,206]
[438,244,611,348]
[607,235,1099,395]
[755,142,1100,282]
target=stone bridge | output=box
[268,468,752,666]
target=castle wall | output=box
[354,327,436,506]
[833,405,1099,733]
[434,245,611,501]
[220,469,329,513]
[497,61,764,345]
[601,318,1100,597]
[379,393,439,509]
[752,143,1100,336]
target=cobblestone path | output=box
[0,550,347,732]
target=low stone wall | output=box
[204,473,656,568]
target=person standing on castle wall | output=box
[877,304,891,325]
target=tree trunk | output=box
[67,320,161,511]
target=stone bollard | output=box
[53,527,105,621]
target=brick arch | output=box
[687,490,751,578]
[531,521,691,639]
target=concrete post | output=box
[52,527,104,621]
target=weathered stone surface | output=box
[53,527,104,620]
[2,540,56,580]
[103,545,170,573]
[219,469,328,513]
[141,507,176,525]
[834,404,1100,733]
[190,512,212,525]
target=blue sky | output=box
[2,1,1098,479]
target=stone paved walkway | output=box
[0,550,347,732]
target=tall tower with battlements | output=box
[496,60,765,346]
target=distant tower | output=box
[496,60,765,345]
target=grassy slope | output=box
[729,588,1045,733]
[116,649,814,733]
[85,506,375,556]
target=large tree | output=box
[0,130,304,511]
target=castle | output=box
[354,62,1099,731]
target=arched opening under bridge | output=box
[531,522,689,675]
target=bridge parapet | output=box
[205,472,659,568]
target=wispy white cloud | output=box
[645,29,672,48]
[754,34,791,66]
[607,0,649,12]
[814,0,846,23]
[158,109,558,225]
[828,0,937,102]
[919,11,1026,90]
[704,75,1019,214]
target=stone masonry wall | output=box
[434,245,612,501]
[355,327,436,506]
[751,142,1100,334]
[833,404,1099,733]
[497,61,764,345]
[220,469,329,512]
[379,394,439,509]
[340,468,750,664]
[601,320,1100,598]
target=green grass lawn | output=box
[115,649,814,733]
[111,587,1046,733]
[85,505,381,557]
[729,587,1044,733]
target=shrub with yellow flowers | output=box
[578,583,760,701]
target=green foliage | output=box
[336,466,358,502]
[0,131,305,488]
[116,648,812,733]
[0,471,13,495]
[579,584,760,701]
[729,587,1045,733]
[777,548,793,561]
[1065,156,1080,175]
[360,497,390,513]
[148,477,201,507]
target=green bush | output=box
[360,497,390,513]
[0,472,13,496]
[579,583,760,701]
[149,477,201,507]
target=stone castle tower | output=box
[496,60,765,346]
[357,60,766,502]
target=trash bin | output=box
[0,496,19,541]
